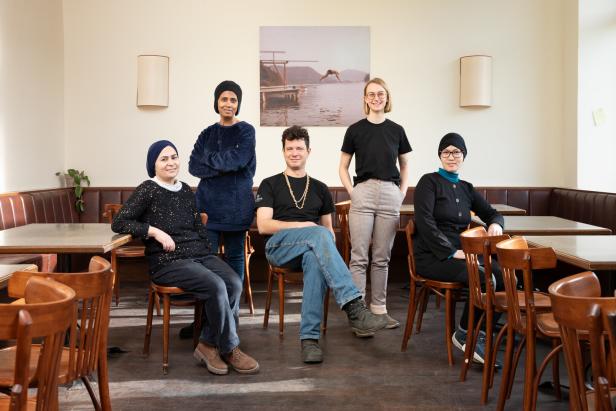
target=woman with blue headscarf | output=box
[112,140,259,375]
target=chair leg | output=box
[531,342,562,411]
[81,376,102,411]
[445,289,455,366]
[460,301,478,382]
[551,339,562,401]
[278,273,285,337]
[322,288,330,334]
[162,294,171,374]
[263,267,274,328]
[416,287,430,333]
[143,286,155,356]
[244,252,255,315]
[490,319,508,388]
[497,324,516,411]
[481,309,494,405]
[508,336,527,400]
[155,293,161,317]
[193,301,203,349]
[111,251,120,307]
[401,279,420,351]
[523,330,537,410]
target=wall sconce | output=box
[137,55,169,107]
[459,55,492,108]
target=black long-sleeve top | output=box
[111,180,212,274]
[413,172,504,262]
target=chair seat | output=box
[536,312,560,338]
[484,291,552,311]
[0,345,75,387]
[418,275,465,290]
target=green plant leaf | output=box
[75,186,83,197]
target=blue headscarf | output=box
[146,140,178,178]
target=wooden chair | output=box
[0,256,115,410]
[263,265,330,337]
[103,203,146,306]
[400,220,464,365]
[549,271,616,411]
[458,226,510,403]
[495,237,563,411]
[0,276,76,411]
[143,283,203,374]
[334,200,351,266]
[459,227,553,404]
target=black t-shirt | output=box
[255,173,334,223]
[341,118,412,186]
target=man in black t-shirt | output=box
[256,126,387,364]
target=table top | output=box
[473,215,612,236]
[0,224,132,254]
[526,235,616,270]
[0,264,37,289]
[399,203,526,216]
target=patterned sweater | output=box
[111,180,212,274]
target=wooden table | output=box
[0,224,131,254]
[0,264,37,289]
[472,216,612,236]
[526,235,616,270]
[0,224,131,271]
[400,203,527,216]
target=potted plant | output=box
[56,169,91,213]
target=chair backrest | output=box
[9,256,113,384]
[495,237,557,334]
[404,220,421,282]
[0,276,75,411]
[102,203,122,224]
[549,272,616,411]
[460,226,510,311]
[334,201,351,265]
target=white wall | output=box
[0,0,64,192]
[60,0,567,188]
[577,0,616,192]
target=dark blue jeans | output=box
[206,229,246,282]
[151,255,242,354]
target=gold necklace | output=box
[283,171,310,209]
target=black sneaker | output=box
[452,328,502,369]
[343,298,388,337]
[301,339,323,364]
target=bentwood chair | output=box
[400,220,464,365]
[103,203,146,306]
[0,276,75,411]
[549,271,616,411]
[496,237,563,411]
[459,227,553,404]
[0,256,114,411]
[263,264,331,337]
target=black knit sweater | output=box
[111,180,212,274]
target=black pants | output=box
[415,255,504,330]
[152,255,242,353]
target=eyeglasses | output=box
[366,91,386,100]
[440,150,463,159]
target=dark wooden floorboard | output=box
[59,260,568,410]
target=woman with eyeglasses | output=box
[339,77,412,329]
[413,132,504,364]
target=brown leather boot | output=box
[224,347,260,374]
[194,342,228,375]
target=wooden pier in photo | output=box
[260,85,304,107]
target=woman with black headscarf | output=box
[413,132,504,364]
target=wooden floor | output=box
[59,259,568,410]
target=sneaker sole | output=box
[385,321,400,329]
[229,363,260,374]
[352,328,377,337]
[451,335,488,365]
[193,349,229,375]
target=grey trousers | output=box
[349,179,403,314]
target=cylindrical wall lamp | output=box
[137,55,169,107]
[459,55,492,108]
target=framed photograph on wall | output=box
[260,26,370,127]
